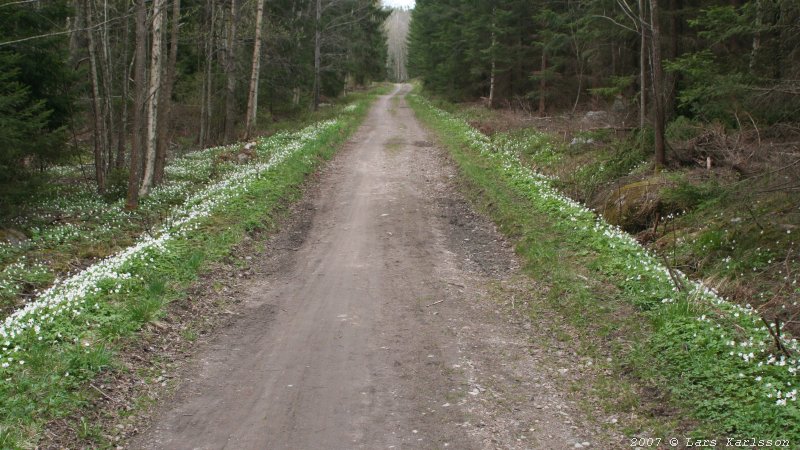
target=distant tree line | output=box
[408,0,800,168]
[384,8,410,82]
[0,0,387,206]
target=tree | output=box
[0,0,74,177]
[224,0,238,141]
[0,0,388,195]
[312,0,321,110]
[639,0,648,129]
[83,0,108,192]
[139,0,166,197]
[384,8,410,82]
[650,0,666,169]
[127,0,147,209]
[245,0,266,138]
[155,0,181,185]
[0,62,54,179]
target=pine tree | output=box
[0,0,75,176]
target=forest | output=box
[2,0,800,446]
[407,0,800,439]
[409,0,800,322]
[0,0,389,445]
[0,0,387,207]
[409,0,800,166]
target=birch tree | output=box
[139,0,166,197]
[384,9,410,82]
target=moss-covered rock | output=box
[601,175,673,231]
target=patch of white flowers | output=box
[413,94,799,406]
[0,117,343,372]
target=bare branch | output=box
[0,13,132,47]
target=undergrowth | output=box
[0,86,384,448]
[409,90,800,442]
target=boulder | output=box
[600,174,672,231]
[0,228,28,246]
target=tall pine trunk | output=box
[639,0,647,130]
[245,0,266,139]
[127,0,147,209]
[224,0,238,142]
[570,29,584,115]
[100,0,116,170]
[666,0,680,119]
[155,0,180,185]
[538,49,547,116]
[488,8,496,109]
[749,0,762,73]
[312,0,321,111]
[116,15,131,170]
[84,0,107,193]
[140,0,166,197]
[199,0,216,148]
[650,0,667,169]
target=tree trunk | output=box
[666,0,680,120]
[245,0,266,139]
[224,0,238,142]
[639,0,648,130]
[749,0,762,74]
[487,7,496,109]
[68,3,81,64]
[100,0,116,171]
[538,49,547,116]
[155,0,180,185]
[127,0,147,209]
[139,0,166,197]
[570,26,584,115]
[312,0,321,111]
[571,61,583,115]
[488,56,496,109]
[199,0,216,148]
[116,15,131,170]
[650,0,667,169]
[84,0,107,193]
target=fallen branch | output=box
[661,255,686,293]
[425,299,446,307]
[90,383,114,402]
[761,317,793,358]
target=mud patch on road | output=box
[384,135,405,154]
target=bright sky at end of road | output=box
[382,0,415,9]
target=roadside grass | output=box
[0,85,391,318]
[408,91,800,441]
[446,103,799,338]
[0,86,385,448]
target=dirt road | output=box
[131,85,608,449]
